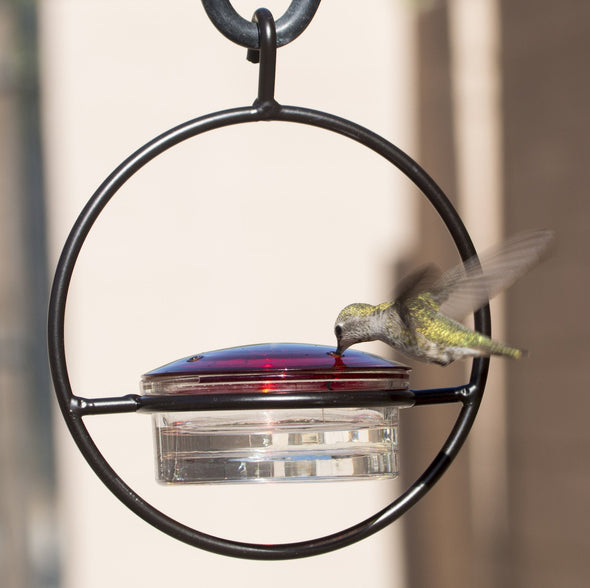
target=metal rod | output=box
[72,386,471,417]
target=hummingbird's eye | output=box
[335,325,343,338]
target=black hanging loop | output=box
[201,0,320,49]
[250,9,279,115]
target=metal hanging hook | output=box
[201,0,320,49]
[250,8,279,114]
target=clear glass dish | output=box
[141,343,410,484]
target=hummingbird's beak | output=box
[334,325,346,355]
[335,339,348,355]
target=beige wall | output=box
[40,1,416,586]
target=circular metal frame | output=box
[48,9,490,560]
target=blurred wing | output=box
[431,229,554,320]
[393,265,441,340]
[394,264,441,302]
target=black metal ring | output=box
[48,101,490,559]
[201,0,321,48]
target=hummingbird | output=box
[334,230,553,366]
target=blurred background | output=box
[1,0,588,586]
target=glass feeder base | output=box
[153,407,399,484]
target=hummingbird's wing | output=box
[392,265,442,339]
[430,229,554,321]
[394,264,441,301]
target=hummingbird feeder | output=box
[143,343,411,484]
[48,0,490,559]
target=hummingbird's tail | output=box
[485,340,527,360]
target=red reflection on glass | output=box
[142,343,410,396]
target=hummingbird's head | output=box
[334,303,376,355]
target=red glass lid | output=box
[141,343,410,396]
